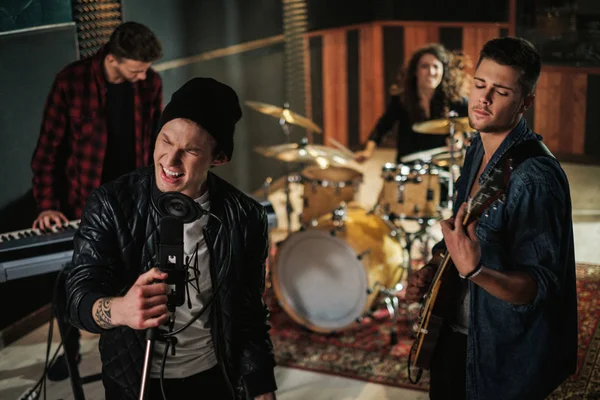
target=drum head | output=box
[272,229,368,332]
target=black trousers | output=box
[429,327,468,400]
[104,364,233,400]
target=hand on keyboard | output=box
[33,210,69,231]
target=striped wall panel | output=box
[359,24,384,145]
[462,26,502,74]
[322,30,348,146]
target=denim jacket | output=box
[433,118,578,399]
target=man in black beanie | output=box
[64,77,277,400]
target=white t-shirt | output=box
[151,191,218,378]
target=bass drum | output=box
[271,204,405,333]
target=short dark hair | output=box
[477,37,542,96]
[107,22,162,62]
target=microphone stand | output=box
[139,311,179,400]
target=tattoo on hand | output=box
[94,298,115,329]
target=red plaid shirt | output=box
[31,47,162,219]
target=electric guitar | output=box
[407,161,511,384]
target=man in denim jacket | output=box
[406,37,578,399]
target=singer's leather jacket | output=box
[65,166,277,400]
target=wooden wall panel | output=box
[462,26,501,74]
[563,73,587,155]
[403,26,440,66]
[359,24,384,144]
[535,70,587,155]
[322,30,348,146]
[534,71,561,152]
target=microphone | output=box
[158,216,186,308]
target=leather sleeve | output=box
[65,188,122,334]
[238,203,277,396]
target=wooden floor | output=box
[1,148,599,400]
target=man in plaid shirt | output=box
[30,21,163,380]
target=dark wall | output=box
[380,0,509,22]
[306,0,373,31]
[0,23,79,229]
[0,21,79,333]
[122,0,282,63]
[306,0,510,31]
[122,0,288,194]
[0,0,72,32]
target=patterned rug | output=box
[268,263,600,398]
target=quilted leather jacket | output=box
[65,166,277,399]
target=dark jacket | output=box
[65,166,277,399]
[433,118,578,399]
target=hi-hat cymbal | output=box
[245,101,323,133]
[400,146,449,163]
[432,151,465,167]
[255,143,352,167]
[412,117,472,135]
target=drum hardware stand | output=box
[262,177,273,200]
[379,287,401,345]
[329,203,348,235]
[446,110,464,212]
[279,103,296,235]
[387,218,436,331]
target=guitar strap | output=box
[500,138,555,172]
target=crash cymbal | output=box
[255,143,352,167]
[432,151,465,167]
[400,146,449,163]
[245,101,323,133]
[412,117,472,135]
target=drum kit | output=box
[246,100,472,338]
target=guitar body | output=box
[410,255,462,370]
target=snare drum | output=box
[300,166,362,225]
[271,204,405,333]
[378,162,449,220]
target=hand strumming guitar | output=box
[405,252,444,303]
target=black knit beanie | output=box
[156,77,242,161]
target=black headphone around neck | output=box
[155,191,208,223]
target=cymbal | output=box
[432,151,465,167]
[400,146,449,163]
[412,117,472,135]
[245,101,323,133]
[255,143,353,167]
